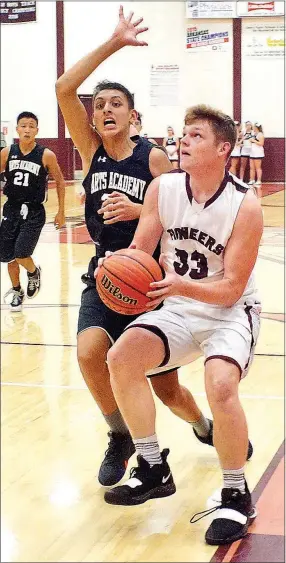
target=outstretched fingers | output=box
[133,17,144,27]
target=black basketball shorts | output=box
[0,201,46,262]
[77,276,177,378]
[77,282,138,344]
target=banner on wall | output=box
[150,64,180,107]
[237,1,285,17]
[242,21,284,58]
[0,1,36,24]
[186,25,230,52]
[186,2,237,18]
[1,121,13,148]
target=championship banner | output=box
[186,2,237,19]
[236,1,285,17]
[0,1,36,24]
[186,25,230,52]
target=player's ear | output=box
[130,109,137,124]
[218,142,231,156]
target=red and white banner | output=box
[237,1,284,16]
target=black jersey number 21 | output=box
[14,171,29,187]
[173,248,208,280]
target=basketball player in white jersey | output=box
[57,6,237,491]
[101,105,263,546]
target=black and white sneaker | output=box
[98,431,136,487]
[190,480,257,545]
[27,266,41,298]
[4,287,25,312]
[104,448,176,506]
[193,419,253,461]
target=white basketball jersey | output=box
[158,171,259,310]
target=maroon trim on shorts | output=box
[148,366,180,378]
[124,323,170,367]
[205,355,242,376]
[244,305,255,370]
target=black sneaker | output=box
[193,419,253,461]
[98,431,136,486]
[27,266,41,298]
[204,481,257,545]
[4,287,25,312]
[104,448,176,506]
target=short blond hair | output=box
[184,104,236,157]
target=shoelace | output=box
[3,288,21,305]
[28,273,38,291]
[104,434,123,461]
[190,505,220,524]
[190,490,244,524]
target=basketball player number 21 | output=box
[14,171,29,187]
[174,248,208,280]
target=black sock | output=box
[28,268,37,277]
[13,284,21,291]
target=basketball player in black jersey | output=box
[56,5,234,488]
[0,112,66,311]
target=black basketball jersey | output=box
[4,143,48,204]
[166,136,177,146]
[83,137,155,258]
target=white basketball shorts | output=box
[125,300,261,378]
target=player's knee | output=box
[77,339,105,375]
[208,377,237,409]
[107,343,129,375]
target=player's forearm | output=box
[56,37,122,94]
[56,181,65,212]
[132,228,161,256]
[180,277,244,307]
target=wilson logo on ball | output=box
[100,274,138,305]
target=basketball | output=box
[96,248,163,315]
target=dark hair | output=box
[136,112,142,125]
[254,122,263,133]
[185,104,236,157]
[17,111,38,125]
[92,80,134,109]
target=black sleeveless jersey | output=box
[166,136,177,146]
[83,137,156,258]
[4,143,48,204]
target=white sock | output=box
[223,467,246,494]
[134,433,162,467]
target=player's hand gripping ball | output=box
[96,248,163,315]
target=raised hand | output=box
[111,5,148,48]
[98,191,141,224]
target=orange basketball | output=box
[96,248,163,315]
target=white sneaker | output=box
[248,180,255,185]
[254,181,262,186]
[4,287,25,312]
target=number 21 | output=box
[14,171,29,187]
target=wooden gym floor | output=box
[1,182,284,563]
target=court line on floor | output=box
[1,304,80,309]
[258,255,284,264]
[0,380,284,400]
[0,342,284,357]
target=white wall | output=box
[2,2,284,140]
[241,17,284,137]
[64,2,233,137]
[1,2,58,138]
